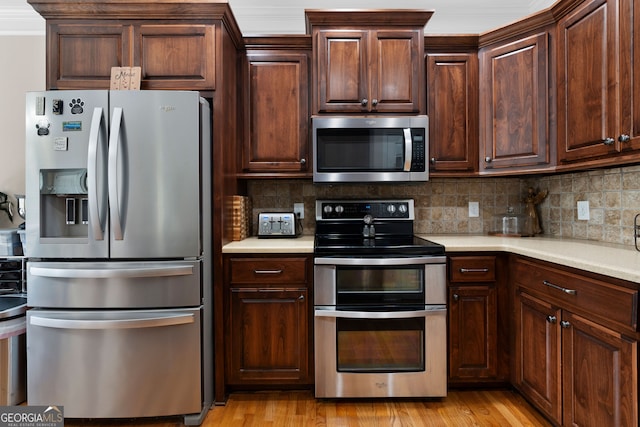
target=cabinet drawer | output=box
[229,257,308,285]
[513,258,638,331]
[449,256,496,282]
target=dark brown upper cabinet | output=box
[306,10,432,114]
[426,49,479,175]
[241,38,311,177]
[479,30,555,174]
[557,0,640,168]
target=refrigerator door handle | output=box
[29,264,194,279]
[30,313,195,330]
[108,106,124,241]
[87,107,104,241]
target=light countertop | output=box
[222,235,315,253]
[222,234,640,283]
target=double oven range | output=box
[314,199,447,398]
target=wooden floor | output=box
[65,389,552,427]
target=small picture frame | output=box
[110,66,141,90]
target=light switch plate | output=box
[577,201,590,220]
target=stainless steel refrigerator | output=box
[24,90,212,425]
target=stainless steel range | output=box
[313,199,447,398]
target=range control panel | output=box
[316,199,414,221]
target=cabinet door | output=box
[243,52,310,174]
[426,53,479,174]
[480,32,551,172]
[47,23,131,89]
[557,0,620,162]
[133,24,216,90]
[448,285,497,381]
[620,0,640,152]
[371,29,422,113]
[315,30,368,112]
[561,311,637,427]
[514,291,562,424]
[227,288,310,384]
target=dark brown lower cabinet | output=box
[448,285,498,380]
[512,256,638,426]
[224,255,313,388]
[447,254,509,386]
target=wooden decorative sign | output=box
[110,67,141,90]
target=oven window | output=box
[336,317,425,372]
[337,266,423,293]
[335,265,425,305]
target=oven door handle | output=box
[314,306,446,319]
[314,256,446,266]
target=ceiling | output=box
[1,0,556,36]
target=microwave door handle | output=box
[403,128,412,171]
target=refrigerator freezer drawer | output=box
[27,260,201,308]
[27,308,202,418]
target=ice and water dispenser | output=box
[39,168,89,238]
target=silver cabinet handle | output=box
[361,98,368,106]
[619,134,631,143]
[371,99,378,107]
[300,158,306,165]
[254,269,283,275]
[546,315,557,324]
[560,320,571,329]
[603,137,615,146]
[298,294,305,301]
[430,157,436,164]
[460,268,490,273]
[452,294,459,301]
[543,280,577,295]
[485,156,492,163]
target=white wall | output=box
[0,35,45,228]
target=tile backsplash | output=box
[247,164,640,248]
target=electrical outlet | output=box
[294,203,304,219]
[577,201,590,220]
[468,201,479,218]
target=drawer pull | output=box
[254,269,283,275]
[460,268,490,273]
[543,280,577,295]
[560,320,571,329]
[546,315,557,324]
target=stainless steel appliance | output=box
[314,199,447,398]
[0,257,27,406]
[257,212,301,238]
[312,116,428,183]
[24,90,212,425]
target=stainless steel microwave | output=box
[312,116,429,183]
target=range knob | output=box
[335,205,344,214]
[323,205,333,215]
[387,204,396,214]
[398,204,408,214]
